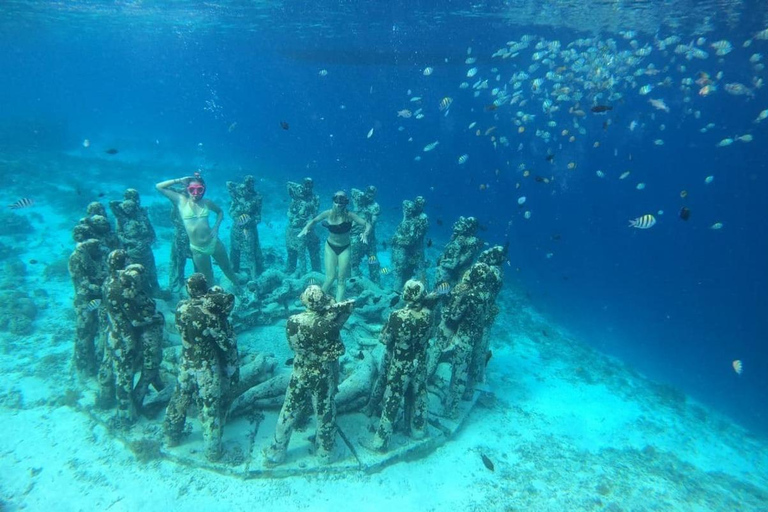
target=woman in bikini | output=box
[156,173,241,288]
[299,190,370,301]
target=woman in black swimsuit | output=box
[299,191,371,301]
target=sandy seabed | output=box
[0,156,766,512]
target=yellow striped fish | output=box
[629,214,656,229]
[380,267,390,275]
[368,255,378,264]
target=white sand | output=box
[1,165,767,511]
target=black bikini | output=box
[323,220,352,234]
[327,240,350,255]
[323,219,352,255]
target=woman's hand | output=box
[359,232,368,244]
[298,226,308,237]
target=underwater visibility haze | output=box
[0,0,767,510]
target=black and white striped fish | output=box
[8,198,34,209]
[629,214,656,229]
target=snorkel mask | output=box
[333,193,349,207]
[187,183,206,198]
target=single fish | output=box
[105,148,119,155]
[648,98,670,112]
[629,214,656,229]
[380,267,390,275]
[87,299,101,311]
[8,198,34,209]
[236,214,251,226]
[423,141,440,152]
[435,282,451,295]
[732,359,743,374]
[480,453,495,471]
[590,105,613,113]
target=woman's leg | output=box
[335,247,351,301]
[213,240,241,285]
[321,242,337,294]
[192,251,214,286]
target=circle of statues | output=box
[68,176,505,467]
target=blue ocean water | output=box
[0,0,766,438]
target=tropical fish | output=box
[679,207,691,221]
[523,211,532,219]
[629,214,656,229]
[648,98,670,112]
[367,128,374,139]
[318,69,328,77]
[423,141,440,152]
[458,154,469,165]
[439,97,453,112]
[87,299,101,311]
[435,282,451,295]
[596,170,605,178]
[517,196,526,205]
[228,122,238,132]
[466,67,478,78]
[717,138,734,147]
[480,453,494,471]
[639,84,653,95]
[236,214,251,226]
[82,139,90,148]
[8,198,34,209]
[422,67,434,76]
[636,183,646,190]
[732,359,743,375]
[754,109,768,123]
[710,40,733,56]
[724,83,753,96]
[397,109,412,118]
[619,171,631,180]
[711,222,724,230]
[705,175,714,184]
[380,267,390,275]
[279,121,289,130]
[590,105,613,113]
[368,255,377,264]
[737,134,753,143]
